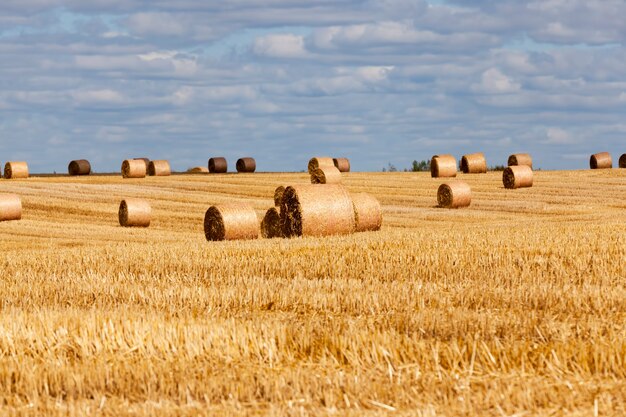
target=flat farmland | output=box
[0,170,625,416]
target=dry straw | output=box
[148,160,171,176]
[310,166,342,184]
[209,157,228,173]
[68,159,91,176]
[620,154,626,168]
[503,165,533,189]
[308,157,335,174]
[460,153,487,174]
[4,162,29,179]
[134,158,150,170]
[430,155,457,178]
[187,166,209,173]
[261,207,283,239]
[204,203,259,241]
[0,194,22,221]
[352,193,383,232]
[274,186,285,207]
[236,157,256,173]
[280,184,355,237]
[118,199,151,227]
[507,153,533,169]
[333,158,351,173]
[590,152,612,169]
[437,182,472,208]
[121,159,146,178]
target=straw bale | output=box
[187,166,209,173]
[236,157,256,173]
[118,198,151,227]
[503,165,533,189]
[460,153,487,174]
[308,157,335,174]
[352,193,382,232]
[0,194,22,221]
[68,159,91,176]
[121,159,146,178]
[310,166,342,184]
[4,162,29,179]
[507,153,533,169]
[280,184,355,237]
[274,186,285,207]
[133,158,150,171]
[590,152,612,169]
[333,158,351,173]
[148,160,171,176]
[261,207,283,239]
[430,155,457,178]
[437,182,471,208]
[204,203,259,241]
[209,157,228,173]
[620,154,626,168]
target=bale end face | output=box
[437,182,471,208]
[274,186,286,207]
[619,154,626,169]
[118,199,151,227]
[503,165,533,189]
[261,207,283,239]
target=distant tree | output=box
[383,163,398,172]
[489,165,507,171]
[411,160,430,172]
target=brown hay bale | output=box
[204,203,259,241]
[261,207,283,239]
[187,166,209,173]
[308,157,335,174]
[280,184,355,238]
[0,194,22,221]
[430,155,457,178]
[437,182,471,208]
[4,162,29,179]
[118,198,151,227]
[503,165,533,189]
[236,157,256,173]
[133,158,150,170]
[507,153,533,169]
[310,166,342,184]
[460,153,487,174]
[208,157,228,173]
[121,159,146,178]
[68,159,91,176]
[352,193,382,232]
[590,152,612,169]
[148,160,171,176]
[274,186,285,206]
[333,158,351,173]
[619,154,626,168]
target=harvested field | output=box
[0,170,624,416]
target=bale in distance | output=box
[148,160,171,176]
[0,194,22,221]
[333,158,351,173]
[274,186,285,207]
[508,153,533,169]
[310,166,342,184]
[68,159,91,176]
[204,203,259,241]
[503,165,533,189]
[134,158,150,170]
[121,159,146,178]
[590,152,612,169]
[209,157,228,173]
[236,157,256,173]
[118,199,151,227]
[280,184,355,238]
[430,155,457,178]
[4,162,29,179]
[187,166,209,173]
[352,193,383,232]
[437,182,472,209]
[308,157,335,174]
[460,153,487,174]
[261,207,283,239]
[619,154,626,169]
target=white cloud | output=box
[545,127,575,144]
[476,68,521,94]
[253,34,308,58]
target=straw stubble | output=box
[204,203,259,241]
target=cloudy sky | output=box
[1,0,625,172]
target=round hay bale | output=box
[333,158,351,173]
[118,198,151,227]
[204,203,259,241]
[121,159,146,178]
[280,184,355,238]
[68,159,91,176]
[590,152,612,169]
[430,155,457,178]
[310,166,342,184]
[133,158,150,171]
[4,162,29,179]
[187,166,209,173]
[261,207,283,239]
[460,153,487,174]
[0,194,22,221]
[274,186,285,207]
[236,157,256,173]
[437,182,471,208]
[352,193,382,232]
[507,153,533,169]
[503,165,533,189]
[619,154,626,168]
[308,157,335,174]
[148,160,171,176]
[208,157,228,173]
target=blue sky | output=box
[0,0,625,173]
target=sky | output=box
[0,0,625,173]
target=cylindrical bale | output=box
[0,194,22,221]
[121,159,147,178]
[352,193,382,232]
[430,155,457,178]
[118,198,151,227]
[261,207,283,239]
[134,158,150,170]
[333,158,351,173]
[68,159,91,176]
[187,166,209,173]
[280,184,356,238]
[507,153,533,169]
[503,165,533,189]
[236,157,256,173]
[310,166,342,184]
[204,203,259,241]
[208,157,228,173]
[148,160,171,176]
[308,157,335,174]
[460,153,487,174]
[4,162,29,179]
[274,186,285,207]
[620,154,626,168]
[437,182,472,208]
[590,152,612,169]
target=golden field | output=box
[0,170,624,416]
